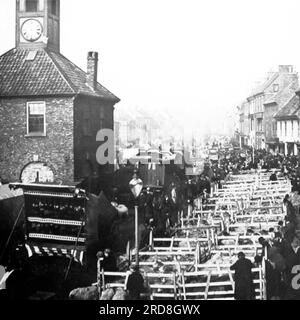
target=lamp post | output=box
[129,172,143,269]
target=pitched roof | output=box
[0,48,120,102]
[264,81,299,105]
[274,94,300,119]
[249,73,279,97]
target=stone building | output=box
[0,0,120,185]
[238,101,250,147]
[264,81,298,152]
[274,94,300,155]
[238,65,298,150]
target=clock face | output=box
[21,19,43,42]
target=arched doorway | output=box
[20,162,54,184]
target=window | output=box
[259,96,264,112]
[257,118,262,132]
[26,0,38,12]
[25,50,37,61]
[27,102,46,135]
[251,119,254,131]
[100,106,105,129]
[83,106,92,136]
[48,0,58,15]
[83,119,92,136]
[285,121,287,136]
[250,101,254,114]
[272,122,276,135]
[273,84,279,92]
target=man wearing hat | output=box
[270,170,278,182]
[144,187,154,224]
[125,265,145,300]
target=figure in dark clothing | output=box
[152,191,164,235]
[270,172,278,181]
[230,252,255,300]
[5,268,26,300]
[265,259,281,300]
[284,195,296,225]
[185,180,195,204]
[281,237,300,299]
[258,237,271,257]
[140,218,155,249]
[168,183,179,224]
[0,257,27,300]
[125,265,144,300]
[144,188,154,224]
[101,249,117,272]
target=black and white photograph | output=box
[0,0,300,311]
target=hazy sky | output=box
[1,0,300,131]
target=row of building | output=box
[114,102,190,148]
[238,65,300,155]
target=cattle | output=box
[100,288,115,300]
[69,286,127,301]
[112,288,126,300]
[69,286,98,300]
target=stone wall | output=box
[73,96,115,182]
[0,96,75,184]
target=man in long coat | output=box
[230,252,255,300]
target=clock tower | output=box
[16,0,60,52]
[0,0,120,186]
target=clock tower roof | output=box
[1,0,120,101]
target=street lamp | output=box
[129,172,143,268]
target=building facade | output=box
[238,65,298,151]
[0,0,120,185]
[274,94,300,155]
[238,101,250,147]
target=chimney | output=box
[87,51,98,89]
[278,65,293,73]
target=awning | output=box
[25,244,85,264]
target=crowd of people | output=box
[218,148,300,300]
[105,146,300,300]
[3,143,300,300]
[129,145,300,301]
[230,191,300,301]
[128,148,300,236]
[116,146,300,300]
